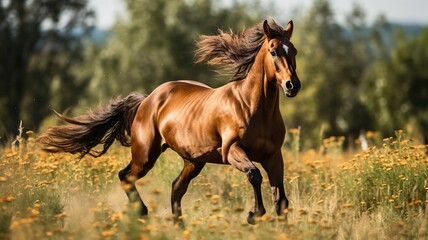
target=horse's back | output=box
[132,80,222,160]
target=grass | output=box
[0,130,426,239]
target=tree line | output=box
[0,0,427,147]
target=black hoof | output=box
[139,204,148,216]
[140,210,148,217]
[247,211,256,225]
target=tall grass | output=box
[0,130,426,239]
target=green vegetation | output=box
[1,0,427,147]
[0,131,426,239]
[0,0,94,137]
[348,131,427,212]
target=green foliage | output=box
[362,19,428,142]
[1,0,427,148]
[0,0,94,141]
[278,0,428,148]
[346,131,427,213]
[83,0,268,103]
[282,0,373,148]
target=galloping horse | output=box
[39,18,301,224]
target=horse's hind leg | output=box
[118,129,161,216]
[171,159,205,225]
[119,163,149,215]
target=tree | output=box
[362,20,428,143]
[0,0,94,142]
[402,28,428,143]
[84,0,267,103]
[282,0,371,148]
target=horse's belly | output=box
[162,129,221,160]
[170,144,223,164]
[192,149,224,164]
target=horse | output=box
[39,18,301,225]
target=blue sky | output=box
[89,0,428,28]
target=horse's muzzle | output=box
[281,79,301,97]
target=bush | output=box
[345,130,427,213]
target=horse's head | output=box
[263,20,300,97]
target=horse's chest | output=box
[240,121,285,160]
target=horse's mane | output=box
[195,19,285,81]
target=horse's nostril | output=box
[285,80,294,90]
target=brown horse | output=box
[39,18,300,225]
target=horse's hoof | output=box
[247,211,256,225]
[139,207,148,217]
[173,218,185,229]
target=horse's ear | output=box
[263,20,275,40]
[285,20,294,39]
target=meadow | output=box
[0,129,426,239]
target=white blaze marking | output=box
[282,44,289,55]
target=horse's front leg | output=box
[261,151,289,217]
[227,142,266,224]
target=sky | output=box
[88,0,428,29]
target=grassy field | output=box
[0,130,427,239]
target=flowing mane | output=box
[195,19,285,81]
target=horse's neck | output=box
[238,51,280,116]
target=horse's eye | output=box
[270,50,277,57]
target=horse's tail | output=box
[38,92,146,158]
